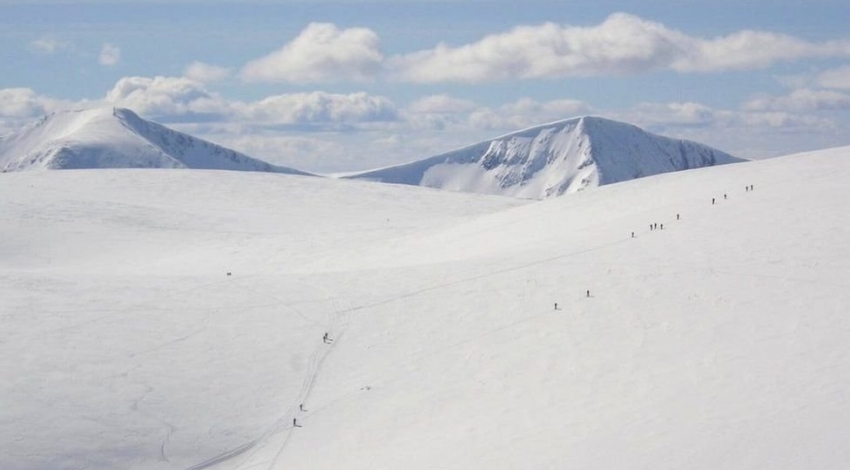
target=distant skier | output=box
[631,231,635,238]
[660,223,664,230]
[293,418,301,428]
[712,198,715,205]
[724,194,727,200]
[586,290,590,298]
[554,302,558,310]
[299,403,306,412]
[676,214,680,220]
[323,332,330,344]
[650,224,653,231]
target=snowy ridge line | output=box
[0,107,311,175]
[345,115,743,200]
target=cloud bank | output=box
[237,14,850,85]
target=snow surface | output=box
[0,108,308,175]
[346,116,745,199]
[2,145,850,470]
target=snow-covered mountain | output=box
[0,107,310,175]
[347,116,745,199]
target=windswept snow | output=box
[0,108,309,175]
[2,145,850,470]
[346,116,744,199]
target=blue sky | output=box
[2,0,850,172]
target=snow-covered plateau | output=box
[347,116,745,199]
[2,144,849,470]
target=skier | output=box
[323,332,329,344]
[676,214,680,220]
[724,193,727,200]
[631,231,635,238]
[660,223,664,230]
[554,302,558,310]
[299,403,305,412]
[586,289,590,298]
[650,224,653,231]
[293,418,300,428]
[712,198,715,205]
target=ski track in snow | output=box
[182,278,356,470]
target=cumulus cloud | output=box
[237,91,398,125]
[407,95,478,114]
[403,95,590,133]
[817,66,850,90]
[0,87,93,134]
[184,61,231,83]
[99,43,121,66]
[743,89,850,112]
[467,98,590,131]
[105,76,230,118]
[622,101,834,133]
[0,88,58,119]
[29,38,72,55]
[241,23,384,83]
[103,75,398,127]
[391,13,850,83]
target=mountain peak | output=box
[0,107,310,175]
[346,116,744,199]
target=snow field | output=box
[3,145,850,469]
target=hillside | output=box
[0,107,309,175]
[346,116,744,199]
[2,146,849,470]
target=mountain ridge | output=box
[0,107,310,175]
[346,115,745,199]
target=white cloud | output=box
[467,98,590,131]
[241,23,384,83]
[625,100,833,129]
[403,95,590,133]
[392,13,850,83]
[184,61,231,83]
[0,88,93,135]
[817,66,850,90]
[99,43,121,66]
[0,88,55,118]
[743,89,850,112]
[105,76,230,118]
[104,75,397,126]
[237,91,398,124]
[407,94,478,115]
[29,38,71,55]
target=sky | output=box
[1,0,850,172]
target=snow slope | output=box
[346,116,744,199]
[2,145,850,470]
[0,107,309,174]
